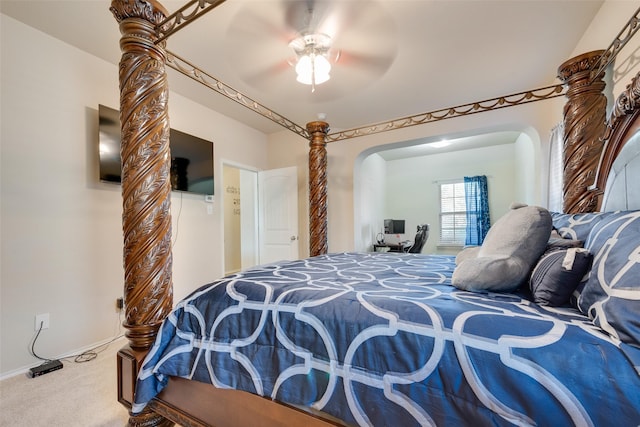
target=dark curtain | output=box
[464,175,490,245]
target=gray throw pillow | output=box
[452,204,552,292]
[455,246,481,265]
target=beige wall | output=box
[0,15,269,377]
[383,143,519,255]
[355,153,387,251]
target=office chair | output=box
[405,224,429,253]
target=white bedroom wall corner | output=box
[299,138,362,254]
[354,152,386,252]
[513,131,538,206]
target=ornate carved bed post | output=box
[110,1,173,426]
[557,50,607,213]
[307,121,329,256]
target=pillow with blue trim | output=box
[576,210,640,347]
[529,248,592,306]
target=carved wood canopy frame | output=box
[108,1,640,425]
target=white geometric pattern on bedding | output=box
[550,211,611,241]
[133,253,640,426]
[578,210,640,348]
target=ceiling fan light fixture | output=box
[295,53,331,85]
[289,33,333,91]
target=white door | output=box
[258,166,299,265]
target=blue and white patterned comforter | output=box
[133,253,640,426]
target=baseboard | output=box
[0,336,126,381]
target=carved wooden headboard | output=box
[600,131,640,211]
[592,71,640,212]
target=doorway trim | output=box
[221,160,259,275]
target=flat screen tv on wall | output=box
[98,104,215,196]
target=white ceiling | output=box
[1,0,604,145]
[376,131,522,160]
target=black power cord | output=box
[62,332,125,363]
[28,309,124,365]
[29,320,54,363]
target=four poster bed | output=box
[110,1,640,426]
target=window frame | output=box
[438,180,467,247]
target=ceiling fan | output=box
[224,0,398,100]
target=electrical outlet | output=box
[35,313,50,331]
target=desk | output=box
[373,242,409,253]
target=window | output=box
[548,123,564,212]
[439,181,466,246]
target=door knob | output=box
[290,236,297,241]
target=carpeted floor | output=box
[0,338,130,427]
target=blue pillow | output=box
[550,211,611,241]
[530,248,592,306]
[576,210,640,347]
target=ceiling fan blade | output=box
[240,59,294,89]
[225,0,398,98]
[228,6,296,44]
[337,50,395,71]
